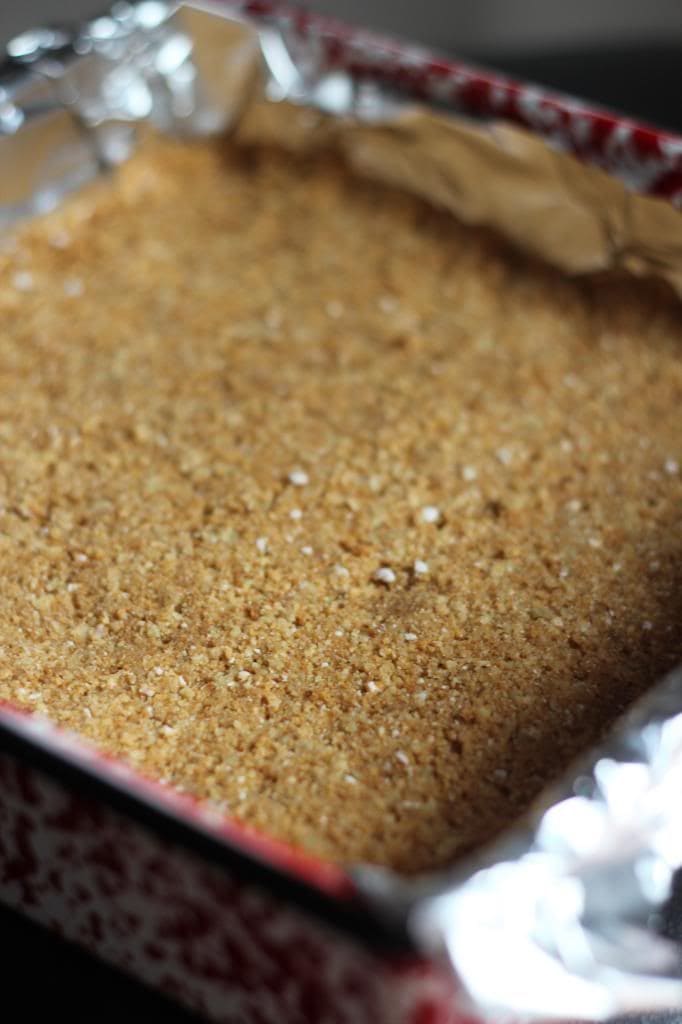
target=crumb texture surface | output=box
[0,138,680,873]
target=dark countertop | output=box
[1,902,200,1023]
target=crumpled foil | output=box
[0,3,261,225]
[1,3,681,1020]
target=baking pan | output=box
[1,3,681,1022]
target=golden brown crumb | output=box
[0,136,680,873]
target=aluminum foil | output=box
[1,2,682,1020]
[0,3,262,226]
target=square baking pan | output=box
[1,3,681,1022]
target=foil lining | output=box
[1,2,681,1020]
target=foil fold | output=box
[1,3,681,1019]
[237,3,682,297]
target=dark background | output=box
[3,0,682,58]
[2,2,682,1022]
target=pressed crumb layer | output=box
[0,137,681,873]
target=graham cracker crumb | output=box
[0,135,680,874]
